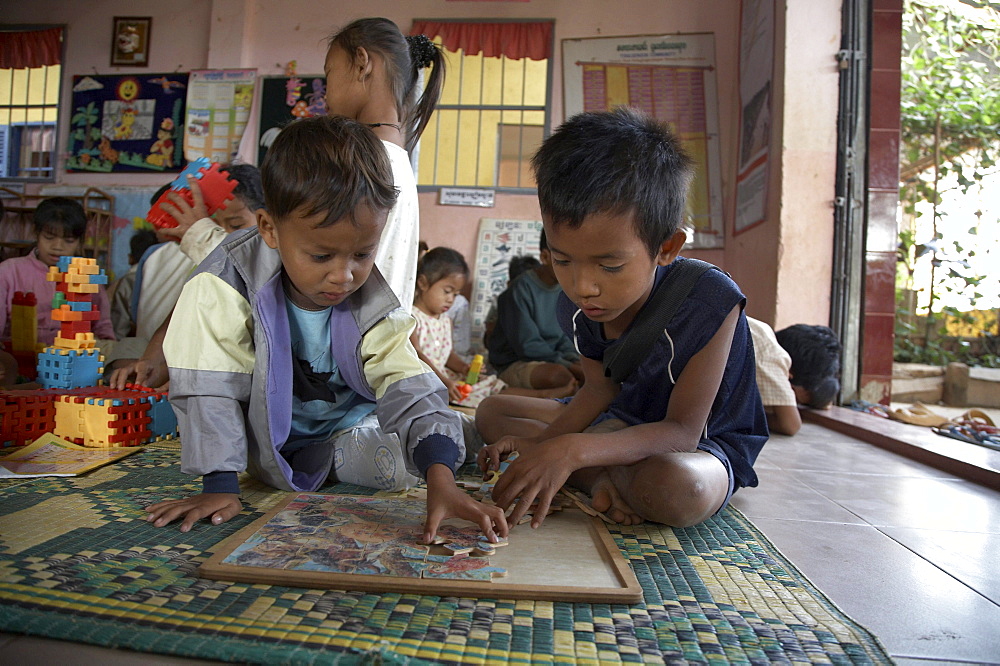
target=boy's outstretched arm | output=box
[479,353,617,474]
[145,493,242,533]
[422,464,509,543]
[492,305,741,527]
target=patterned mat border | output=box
[0,443,893,664]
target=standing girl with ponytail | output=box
[324,18,445,307]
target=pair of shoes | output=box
[889,402,951,427]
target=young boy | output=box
[146,116,507,543]
[486,230,582,389]
[476,108,768,529]
[108,229,158,339]
[775,324,842,409]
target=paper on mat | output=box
[0,434,140,478]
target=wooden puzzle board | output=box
[200,493,641,603]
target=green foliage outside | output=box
[897,0,1000,368]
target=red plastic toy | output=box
[147,158,238,230]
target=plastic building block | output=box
[37,348,104,390]
[10,291,39,354]
[466,354,484,384]
[147,158,238,230]
[0,390,56,447]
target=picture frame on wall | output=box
[111,17,152,67]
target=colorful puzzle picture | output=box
[201,491,642,602]
[219,494,505,581]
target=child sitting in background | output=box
[476,108,767,529]
[146,116,506,543]
[108,229,158,339]
[0,197,116,345]
[775,324,842,409]
[410,247,576,407]
[482,254,540,348]
[747,317,801,436]
[487,229,584,390]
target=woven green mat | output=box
[0,442,891,664]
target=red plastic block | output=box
[147,162,238,230]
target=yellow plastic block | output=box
[81,401,119,448]
[54,333,97,350]
[53,397,89,443]
[66,282,99,294]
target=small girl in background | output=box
[0,197,116,346]
[411,247,575,408]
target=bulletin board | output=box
[562,33,724,249]
[256,75,327,165]
[183,69,257,163]
[66,74,187,173]
[468,218,543,354]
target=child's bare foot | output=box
[590,471,643,525]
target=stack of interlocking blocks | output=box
[36,257,108,389]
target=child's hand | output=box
[477,434,538,476]
[145,493,242,532]
[108,357,169,391]
[423,464,508,544]
[490,435,579,529]
[445,378,465,404]
[159,176,210,238]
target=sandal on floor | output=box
[933,424,1000,451]
[889,402,951,427]
[952,409,997,429]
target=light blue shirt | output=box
[285,299,376,447]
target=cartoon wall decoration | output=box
[256,75,326,165]
[66,74,188,173]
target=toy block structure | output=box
[0,389,57,448]
[37,257,107,390]
[53,387,152,447]
[147,158,238,230]
[126,383,178,441]
[9,291,40,380]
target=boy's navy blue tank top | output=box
[557,257,768,488]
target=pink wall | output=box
[5,0,841,329]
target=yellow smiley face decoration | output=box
[117,77,140,102]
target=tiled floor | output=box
[3,416,1000,664]
[731,418,1000,665]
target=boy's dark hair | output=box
[538,229,547,252]
[775,324,842,409]
[129,229,159,263]
[329,18,445,154]
[150,183,171,206]
[417,247,468,290]
[532,107,694,258]
[261,116,397,227]
[223,163,265,212]
[508,255,540,281]
[33,197,87,239]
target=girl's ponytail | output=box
[404,34,445,154]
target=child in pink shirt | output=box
[0,197,116,346]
